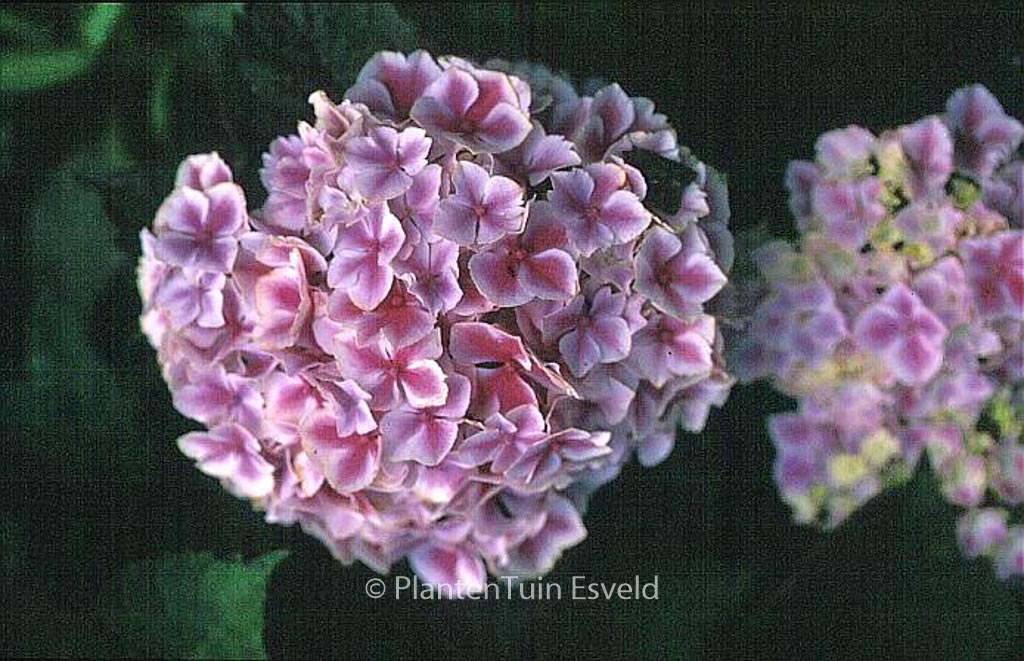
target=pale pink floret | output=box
[629,313,716,388]
[259,123,333,233]
[499,122,581,186]
[853,284,947,386]
[504,427,612,492]
[434,161,525,245]
[411,63,532,153]
[468,206,577,307]
[785,160,820,225]
[345,49,442,120]
[178,423,275,498]
[173,364,264,433]
[408,538,487,595]
[333,329,448,410]
[959,231,1024,320]
[994,528,1024,579]
[811,177,886,249]
[154,183,246,272]
[327,282,434,350]
[316,378,377,438]
[397,238,462,316]
[261,371,319,448]
[152,267,226,329]
[500,494,587,576]
[345,126,430,201]
[945,84,1024,180]
[957,509,1009,559]
[894,200,962,255]
[549,163,651,256]
[635,225,727,319]
[380,373,470,467]
[299,407,381,494]
[175,152,233,190]
[252,248,313,350]
[448,323,538,417]
[575,83,636,162]
[327,204,406,310]
[900,117,954,196]
[542,287,633,378]
[814,125,876,179]
[985,161,1024,227]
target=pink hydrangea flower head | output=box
[740,84,1024,579]
[140,51,735,592]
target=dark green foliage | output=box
[227,4,416,176]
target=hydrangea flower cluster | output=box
[139,51,734,592]
[738,85,1024,580]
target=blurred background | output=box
[1,3,1022,658]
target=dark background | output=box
[2,3,1022,658]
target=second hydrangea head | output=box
[739,84,1024,580]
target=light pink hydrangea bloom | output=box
[738,84,1024,580]
[141,51,735,593]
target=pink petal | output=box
[449,322,530,368]
[408,543,486,594]
[400,359,448,409]
[892,333,943,385]
[300,409,381,493]
[468,251,530,307]
[601,190,650,242]
[156,187,209,235]
[204,183,247,236]
[381,410,458,466]
[477,103,532,152]
[559,329,602,378]
[434,199,478,245]
[520,249,578,301]
[853,306,902,353]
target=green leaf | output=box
[80,2,126,50]
[101,551,288,659]
[8,550,288,657]
[149,58,172,139]
[0,147,149,483]
[0,8,56,49]
[0,48,93,93]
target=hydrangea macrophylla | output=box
[140,51,735,594]
[737,84,1024,580]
